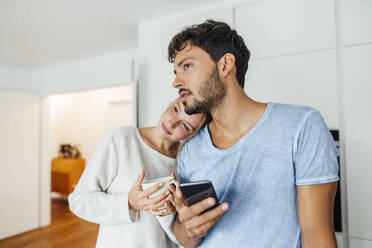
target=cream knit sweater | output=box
[68,126,179,248]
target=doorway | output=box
[39,84,136,238]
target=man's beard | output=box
[184,67,226,115]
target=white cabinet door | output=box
[162,71,179,107]
[343,44,372,241]
[342,0,372,46]
[349,237,372,248]
[161,9,233,110]
[0,91,40,239]
[138,21,164,127]
[235,0,336,59]
[245,50,339,128]
[335,233,347,248]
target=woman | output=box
[68,98,206,248]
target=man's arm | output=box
[172,213,202,247]
[168,185,229,248]
[297,182,338,248]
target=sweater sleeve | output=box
[156,214,182,247]
[68,128,138,225]
[155,177,182,247]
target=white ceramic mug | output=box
[142,176,179,199]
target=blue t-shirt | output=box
[177,103,339,248]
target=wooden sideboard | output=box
[51,158,85,195]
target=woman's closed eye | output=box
[182,123,190,132]
[173,106,179,114]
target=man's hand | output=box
[167,184,229,247]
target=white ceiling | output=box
[0,0,226,69]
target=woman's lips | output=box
[161,122,171,135]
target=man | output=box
[167,20,339,248]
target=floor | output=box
[0,198,99,248]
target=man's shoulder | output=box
[269,103,331,146]
[180,125,209,154]
[269,102,321,125]
[271,102,315,116]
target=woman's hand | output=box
[128,170,176,216]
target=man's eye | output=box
[174,107,178,113]
[184,64,191,70]
[183,123,190,132]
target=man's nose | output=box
[172,76,184,89]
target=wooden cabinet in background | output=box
[51,158,85,195]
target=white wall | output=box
[341,0,372,46]
[236,0,336,59]
[342,0,372,243]
[0,90,40,239]
[0,45,135,97]
[138,20,164,127]
[0,64,38,93]
[37,49,136,95]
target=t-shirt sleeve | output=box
[294,109,339,186]
[68,128,138,224]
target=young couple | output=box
[69,20,339,248]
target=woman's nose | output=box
[168,117,180,129]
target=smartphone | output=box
[179,180,219,213]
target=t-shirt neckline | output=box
[204,102,273,154]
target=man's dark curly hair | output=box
[168,19,250,88]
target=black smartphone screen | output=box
[179,180,219,213]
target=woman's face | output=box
[158,99,206,142]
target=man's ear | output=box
[217,53,236,78]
